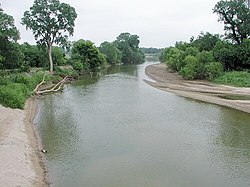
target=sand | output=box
[0,98,48,186]
[145,63,250,114]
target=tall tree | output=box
[99,41,122,65]
[114,32,144,64]
[21,0,77,73]
[213,0,250,44]
[0,10,22,69]
[71,40,106,73]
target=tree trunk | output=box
[48,43,53,73]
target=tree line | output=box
[0,0,145,74]
[0,0,145,109]
[160,0,250,80]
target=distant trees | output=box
[71,40,106,73]
[140,47,162,54]
[160,0,250,80]
[99,42,122,65]
[21,0,77,73]
[114,33,145,64]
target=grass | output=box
[0,71,51,109]
[0,66,78,109]
[213,71,250,87]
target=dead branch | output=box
[33,73,47,94]
[37,76,68,95]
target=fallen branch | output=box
[37,76,68,95]
[33,73,47,94]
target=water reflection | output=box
[36,61,250,187]
[210,108,250,180]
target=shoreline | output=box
[145,63,250,114]
[0,98,48,186]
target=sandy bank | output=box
[0,99,48,186]
[145,63,250,114]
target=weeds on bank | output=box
[213,71,250,87]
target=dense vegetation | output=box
[0,0,145,109]
[100,33,145,65]
[160,0,250,84]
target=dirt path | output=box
[0,99,48,186]
[145,63,250,114]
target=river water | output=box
[35,61,250,187]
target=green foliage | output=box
[213,40,250,70]
[21,0,77,72]
[71,40,106,73]
[204,62,224,80]
[0,83,28,109]
[213,0,250,44]
[175,41,191,51]
[114,33,145,64]
[191,32,221,51]
[20,43,48,68]
[214,71,250,87]
[54,66,77,77]
[0,72,51,109]
[140,47,162,54]
[0,12,20,42]
[180,56,200,80]
[52,47,66,66]
[72,61,84,72]
[0,39,24,69]
[99,41,122,64]
[196,51,214,64]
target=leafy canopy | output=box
[0,12,20,41]
[213,0,250,44]
[22,0,77,47]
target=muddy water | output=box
[35,61,250,187]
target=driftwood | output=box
[33,73,68,95]
[33,73,46,94]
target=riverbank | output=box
[145,63,250,114]
[0,98,48,186]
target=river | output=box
[35,60,250,187]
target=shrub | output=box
[214,71,250,87]
[72,61,84,72]
[0,83,29,109]
[204,62,224,80]
[180,56,199,80]
[13,74,36,91]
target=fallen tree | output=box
[33,74,68,95]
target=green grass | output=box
[213,71,250,87]
[0,72,51,109]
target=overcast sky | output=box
[1,0,224,48]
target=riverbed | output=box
[35,61,250,187]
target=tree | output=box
[71,40,106,73]
[21,0,77,73]
[213,0,250,44]
[191,32,221,51]
[114,32,145,64]
[0,11,22,69]
[0,12,20,41]
[99,41,122,65]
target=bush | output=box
[180,55,199,80]
[214,71,250,87]
[13,74,36,91]
[205,62,224,80]
[72,61,84,72]
[0,83,29,109]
